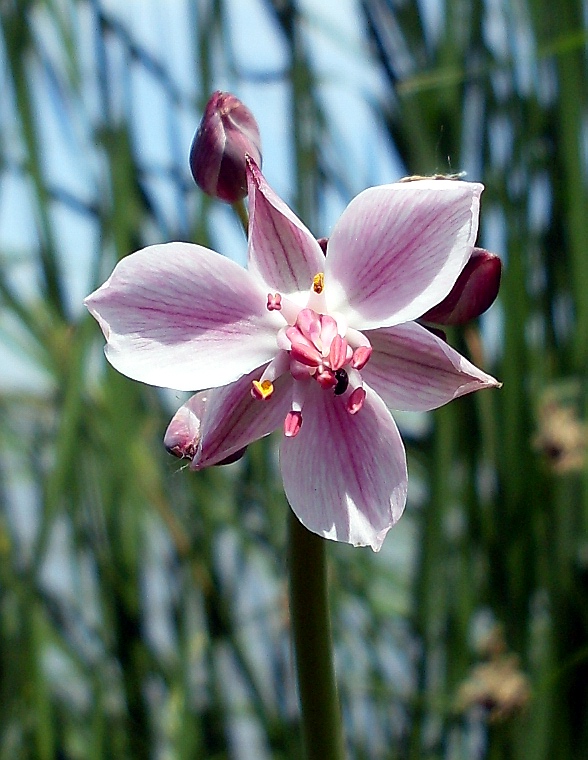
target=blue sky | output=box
[1,0,509,388]
[0,0,407,389]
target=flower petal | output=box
[280,385,407,551]
[246,159,325,294]
[362,321,501,412]
[192,366,293,468]
[325,180,483,329]
[84,242,283,391]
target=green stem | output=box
[232,198,249,236]
[288,510,345,760]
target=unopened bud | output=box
[189,91,262,203]
[164,392,247,466]
[422,248,502,326]
[164,393,206,460]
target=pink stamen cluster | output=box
[252,287,373,437]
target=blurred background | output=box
[1,0,588,757]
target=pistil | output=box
[254,281,374,431]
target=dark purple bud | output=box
[316,237,328,255]
[421,248,502,326]
[189,91,262,203]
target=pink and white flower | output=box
[85,160,499,551]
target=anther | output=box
[316,368,337,389]
[284,410,303,437]
[346,387,366,414]
[251,379,274,400]
[267,293,282,311]
[351,346,372,370]
[312,272,325,294]
[329,334,348,371]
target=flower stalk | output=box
[232,197,249,235]
[288,511,345,760]
[85,90,502,759]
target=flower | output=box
[85,160,500,551]
[189,91,262,203]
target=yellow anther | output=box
[252,379,274,400]
[312,272,325,294]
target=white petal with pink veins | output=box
[325,180,482,329]
[246,159,325,295]
[192,367,293,468]
[85,242,283,391]
[280,385,407,551]
[362,322,501,412]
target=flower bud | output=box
[164,392,247,466]
[189,91,262,203]
[422,248,502,326]
[164,393,206,460]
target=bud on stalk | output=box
[189,91,262,203]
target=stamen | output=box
[271,296,301,326]
[351,345,372,370]
[316,367,337,389]
[312,272,325,294]
[267,293,282,311]
[346,387,366,415]
[251,379,274,400]
[329,334,348,371]
[259,350,290,384]
[284,410,303,437]
[319,315,339,353]
[289,340,322,367]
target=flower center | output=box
[251,274,373,437]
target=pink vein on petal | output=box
[325,180,482,330]
[246,159,325,294]
[280,385,407,550]
[362,321,500,412]
[84,242,283,391]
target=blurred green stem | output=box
[288,511,345,760]
[232,198,249,235]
